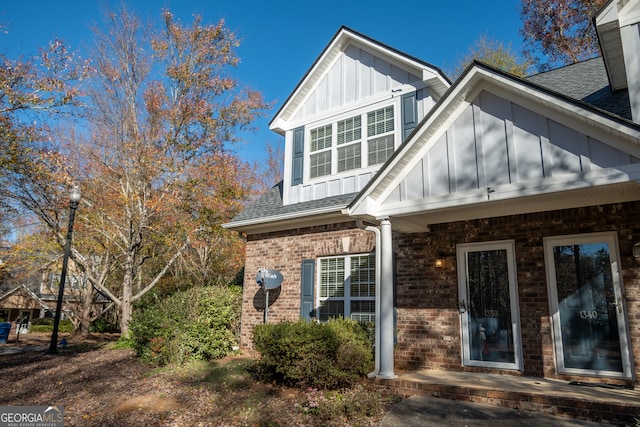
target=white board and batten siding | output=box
[384,90,640,205]
[285,45,434,205]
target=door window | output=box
[544,232,633,378]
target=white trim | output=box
[543,231,634,379]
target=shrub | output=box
[129,285,241,365]
[29,318,73,333]
[252,318,373,389]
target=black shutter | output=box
[402,91,419,140]
[292,126,304,185]
[300,259,315,321]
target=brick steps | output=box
[375,371,640,425]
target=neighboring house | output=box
[0,284,52,333]
[0,257,109,333]
[224,0,640,387]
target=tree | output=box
[0,36,89,239]
[451,35,532,79]
[67,7,268,337]
[520,0,608,70]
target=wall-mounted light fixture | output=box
[434,251,455,269]
[633,242,640,258]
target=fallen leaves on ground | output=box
[0,333,396,426]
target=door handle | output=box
[459,299,467,313]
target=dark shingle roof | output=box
[227,182,357,226]
[526,57,631,121]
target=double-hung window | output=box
[367,106,395,166]
[337,116,362,172]
[318,253,375,322]
[307,104,395,180]
[310,124,332,178]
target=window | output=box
[368,135,394,165]
[337,116,361,172]
[318,253,375,322]
[306,104,396,180]
[310,124,332,178]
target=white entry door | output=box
[544,232,633,379]
[457,241,523,370]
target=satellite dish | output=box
[256,268,283,290]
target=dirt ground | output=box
[0,332,391,426]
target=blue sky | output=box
[0,0,524,164]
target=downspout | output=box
[356,219,381,378]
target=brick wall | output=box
[239,221,375,351]
[394,201,640,384]
[239,201,640,384]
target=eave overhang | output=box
[222,206,353,235]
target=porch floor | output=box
[375,370,640,425]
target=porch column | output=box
[377,217,396,379]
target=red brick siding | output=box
[239,221,375,351]
[394,201,640,384]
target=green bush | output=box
[29,318,73,333]
[252,319,373,389]
[129,285,241,365]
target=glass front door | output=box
[544,232,633,378]
[457,241,522,370]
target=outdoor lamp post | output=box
[47,184,81,354]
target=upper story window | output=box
[310,125,332,179]
[307,105,395,180]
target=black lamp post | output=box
[47,184,81,354]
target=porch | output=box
[375,370,640,425]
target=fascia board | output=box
[222,205,350,234]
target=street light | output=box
[47,184,81,354]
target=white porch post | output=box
[377,217,397,379]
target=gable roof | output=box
[0,284,51,311]
[345,61,640,232]
[269,26,450,134]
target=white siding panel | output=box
[358,50,374,99]
[343,48,358,105]
[314,181,327,199]
[451,106,479,192]
[343,175,356,194]
[427,133,450,196]
[373,56,390,93]
[547,119,584,175]
[406,159,424,200]
[328,178,340,196]
[511,103,545,181]
[588,137,630,169]
[477,94,510,186]
[317,74,329,112]
[390,65,408,89]
[329,59,342,110]
[357,172,373,191]
[385,185,402,204]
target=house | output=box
[0,256,109,333]
[224,0,640,387]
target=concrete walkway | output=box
[380,395,608,426]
